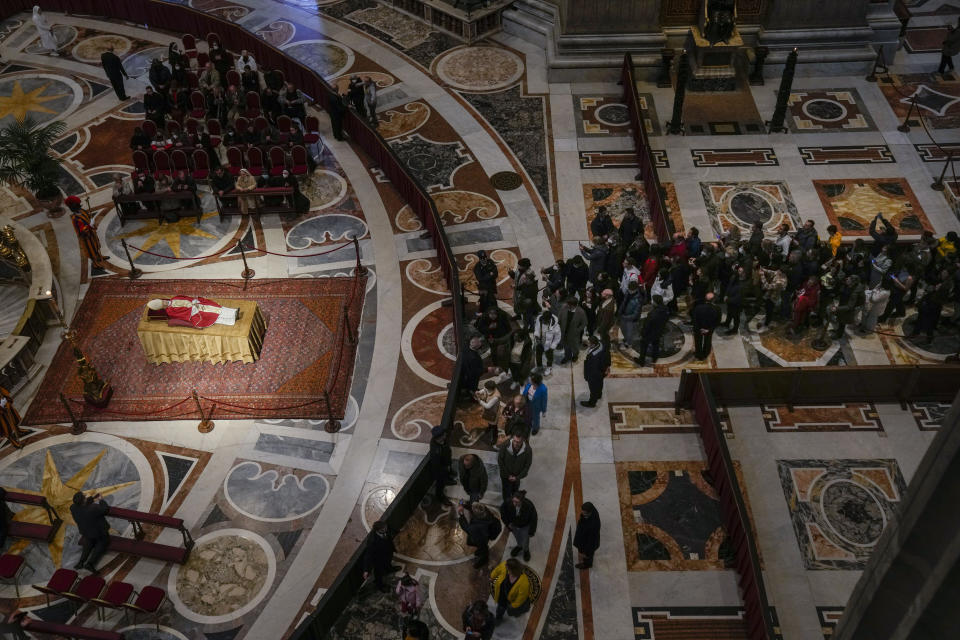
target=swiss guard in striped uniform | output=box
[0,387,23,448]
[66,196,109,269]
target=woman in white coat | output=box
[533,309,561,376]
[32,6,59,56]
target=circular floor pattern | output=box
[594,102,630,127]
[72,34,132,63]
[282,40,354,80]
[224,461,330,523]
[820,479,885,547]
[490,171,522,190]
[170,529,276,624]
[802,98,848,123]
[434,46,524,92]
[0,73,83,129]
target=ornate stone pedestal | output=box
[686,26,743,91]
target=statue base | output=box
[83,383,113,409]
[685,26,743,92]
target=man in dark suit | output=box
[70,492,110,572]
[100,45,129,100]
[581,335,610,408]
[637,294,670,367]
[362,521,399,592]
[692,292,722,361]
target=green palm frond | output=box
[0,117,66,197]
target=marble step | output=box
[0,283,30,341]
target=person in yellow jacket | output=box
[490,558,530,621]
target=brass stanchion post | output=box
[323,390,340,433]
[192,390,214,433]
[59,393,87,435]
[898,97,917,133]
[121,239,142,279]
[238,241,255,280]
[352,236,367,276]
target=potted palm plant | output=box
[0,117,68,218]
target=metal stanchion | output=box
[352,236,367,276]
[898,97,917,133]
[121,239,143,279]
[238,242,255,280]
[323,390,340,433]
[343,307,356,344]
[59,393,87,435]
[192,390,214,433]
[932,153,953,191]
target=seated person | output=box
[223,124,241,147]
[147,296,239,328]
[172,170,198,207]
[241,65,260,93]
[210,167,236,210]
[243,125,262,145]
[143,86,166,124]
[134,170,156,211]
[155,174,180,223]
[262,86,282,122]
[129,126,151,151]
[112,173,138,218]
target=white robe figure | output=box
[32,6,58,55]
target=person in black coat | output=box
[462,600,495,640]
[500,490,537,561]
[148,58,171,94]
[637,294,669,367]
[100,46,129,100]
[429,425,453,505]
[459,336,485,400]
[70,492,110,572]
[573,501,601,569]
[458,502,500,568]
[721,266,746,334]
[362,521,399,592]
[590,206,615,238]
[692,292,722,360]
[618,207,643,249]
[581,335,610,407]
[473,250,499,296]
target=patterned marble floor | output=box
[0,2,957,640]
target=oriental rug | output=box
[24,277,366,424]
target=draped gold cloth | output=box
[137,298,266,364]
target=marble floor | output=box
[0,1,958,639]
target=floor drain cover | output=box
[490,171,522,190]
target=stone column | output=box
[835,392,960,640]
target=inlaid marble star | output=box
[115,211,219,258]
[0,81,67,122]
[7,449,135,568]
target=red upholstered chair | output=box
[303,116,320,144]
[33,568,78,607]
[171,149,190,174]
[245,91,261,119]
[253,116,269,133]
[153,150,172,179]
[235,117,249,134]
[277,115,292,133]
[206,118,222,147]
[90,581,134,622]
[132,150,150,175]
[226,69,241,89]
[62,574,105,614]
[196,51,209,69]
[165,120,181,137]
[185,118,199,137]
[182,34,197,59]
[141,119,157,138]
[247,146,265,176]
[123,586,166,630]
[186,71,199,89]
[189,91,206,120]
[226,147,244,176]
[271,68,285,86]
[268,146,286,176]
[206,33,221,50]
[0,554,30,597]
[290,145,309,177]
[192,149,210,181]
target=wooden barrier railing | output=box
[621,53,672,244]
[676,364,960,640]
[1,3,466,637]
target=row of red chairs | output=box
[34,568,165,629]
[141,115,320,146]
[132,145,310,180]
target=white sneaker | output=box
[545,366,552,376]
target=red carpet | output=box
[24,277,365,424]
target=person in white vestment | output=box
[32,7,59,56]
